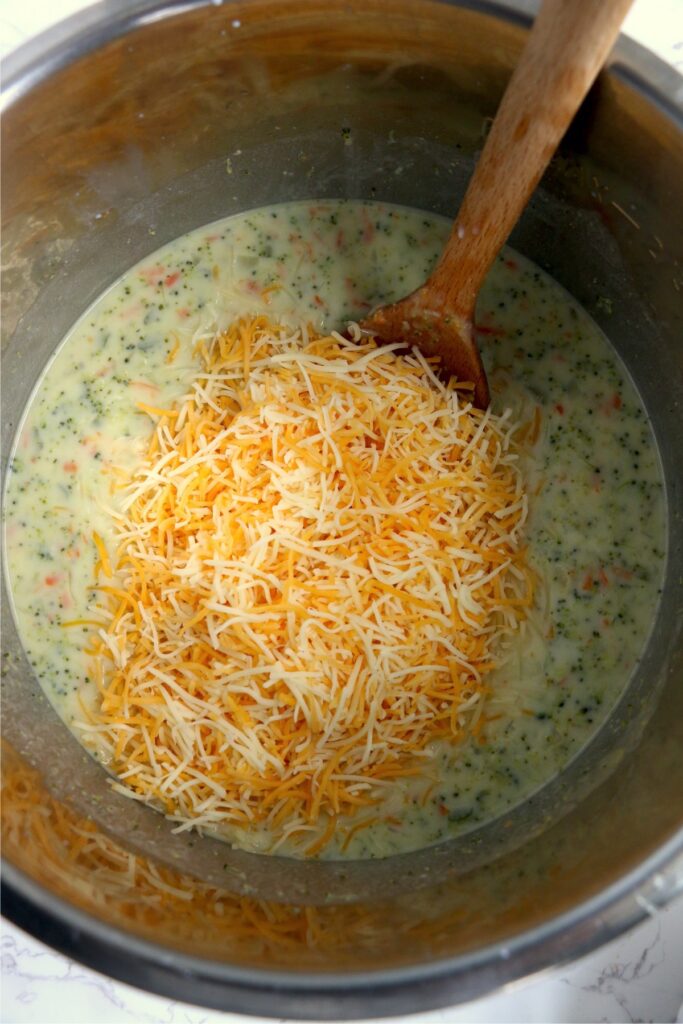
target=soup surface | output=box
[4,200,665,858]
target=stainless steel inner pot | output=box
[2,0,682,1017]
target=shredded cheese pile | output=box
[81,316,534,853]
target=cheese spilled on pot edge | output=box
[4,199,666,859]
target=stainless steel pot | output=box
[2,1,682,1017]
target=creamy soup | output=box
[4,200,665,858]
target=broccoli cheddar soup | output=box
[4,200,666,859]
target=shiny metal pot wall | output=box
[1,1,682,1017]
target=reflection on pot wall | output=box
[3,723,682,974]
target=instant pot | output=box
[2,0,682,1017]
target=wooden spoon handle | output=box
[424,0,633,317]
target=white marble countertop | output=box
[1,1,682,1021]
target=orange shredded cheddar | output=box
[166,332,181,365]
[136,401,178,419]
[92,531,112,578]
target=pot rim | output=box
[2,0,683,117]
[2,825,683,1018]
[2,1,682,1017]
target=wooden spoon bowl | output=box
[361,0,634,407]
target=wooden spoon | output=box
[361,0,633,407]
